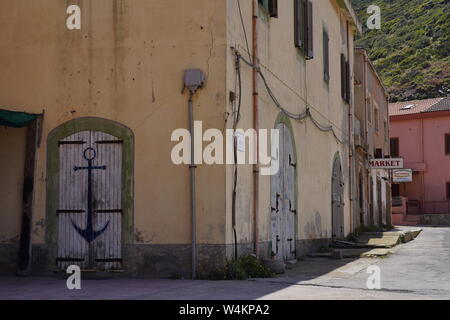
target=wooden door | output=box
[270,124,296,260]
[56,131,122,271]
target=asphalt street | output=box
[0,227,448,300]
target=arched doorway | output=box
[46,117,134,272]
[270,119,297,261]
[331,154,344,240]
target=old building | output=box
[0,0,362,277]
[353,48,391,228]
[390,97,450,226]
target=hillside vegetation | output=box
[351,0,450,102]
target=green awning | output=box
[0,109,41,128]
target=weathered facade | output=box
[0,0,362,277]
[354,48,391,228]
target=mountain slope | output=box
[350,0,450,102]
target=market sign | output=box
[392,169,413,183]
[369,158,403,169]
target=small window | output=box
[305,0,314,59]
[367,98,372,123]
[294,0,313,59]
[390,138,399,157]
[374,148,383,159]
[259,0,278,17]
[294,0,304,48]
[445,134,450,155]
[341,54,350,103]
[447,182,450,200]
[323,29,329,81]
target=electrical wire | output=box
[234,49,348,144]
[237,0,253,64]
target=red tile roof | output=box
[389,98,445,116]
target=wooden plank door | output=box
[271,124,296,260]
[282,125,296,260]
[332,157,344,240]
[57,131,122,271]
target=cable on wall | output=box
[233,49,348,144]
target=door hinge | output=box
[289,200,297,215]
[289,154,297,168]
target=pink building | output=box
[389,97,450,225]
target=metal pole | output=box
[189,91,197,279]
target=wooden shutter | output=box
[305,0,314,59]
[346,60,351,103]
[323,30,329,81]
[294,0,304,48]
[390,138,399,157]
[445,134,450,155]
[269,0,278,18]
[341,54,347,100]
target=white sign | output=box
[392,169,413,183]
[369,158,403,169]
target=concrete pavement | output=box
[0,226,449,300]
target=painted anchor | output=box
[72,147,110,243]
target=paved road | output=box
[0,227,449,299]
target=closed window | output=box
[323,29,329,82]
[445,134,450,155]
[323,30,330,81]
[390,138,399,157]
[294,0,313,59]
[341,54,350,103]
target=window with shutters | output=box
[323,29,329,82]
[390,138,399,158]
[259,0,278,18]
[341,54,349,103]
[305,0,314,59]
[294,0,313,59]
[294,0,304,49]
[445,134,450,155]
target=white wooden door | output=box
[57,131,122,271]
[332,157,344,240]
[271,124,296,260]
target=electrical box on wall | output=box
[183,69,206,93]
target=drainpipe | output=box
[188,92,197,279]
[347,21,354,233]
[183,69,205,279]
[252,0,260,256]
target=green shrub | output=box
[204,254,275,280]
